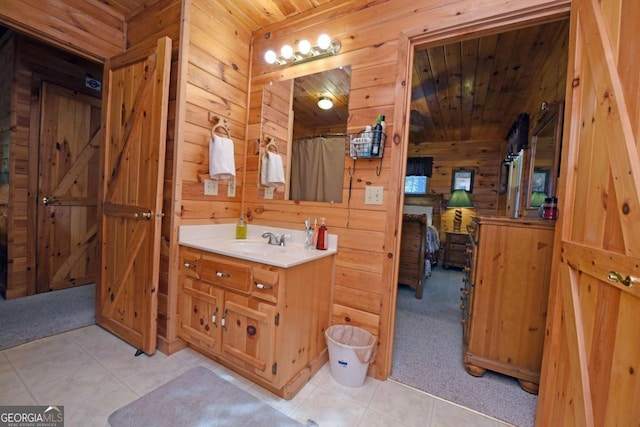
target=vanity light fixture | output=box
[317,96,333,110]
[264,34,341,66]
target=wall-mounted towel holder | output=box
[208,113,230,138]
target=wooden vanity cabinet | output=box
[462,216,555,393]
[178,246,334,399]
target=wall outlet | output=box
[365,186,384,205]
[204,179,218,196]
[264,187,274,199]
[227,179,236,197]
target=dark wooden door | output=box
[96,37,171,355]
[536,1,640,425]
[37,82,101,293]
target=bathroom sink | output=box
[226,240,287,256]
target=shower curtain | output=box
[290,136,344,202]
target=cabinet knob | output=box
[183,262,197,269]
[460,318,467,325]
[255,282,273,290]
[460,304,466,310]
[216,271,231,278]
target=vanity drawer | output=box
[180,247,202,279]
[200,254,251,294]
[252,268,279,303]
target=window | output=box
[405,175,428,195]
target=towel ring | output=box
[263,136,279,154]
[210,116,230,138]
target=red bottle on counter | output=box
[316,218,328,250]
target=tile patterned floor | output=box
[0,325,512,426]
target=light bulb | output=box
[317,34,331,50]
[298,39,311,55]
[264,50,277,64]
[281,45,294,59]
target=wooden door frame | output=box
[382,1,572,379]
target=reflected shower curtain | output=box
[290,136,344,202]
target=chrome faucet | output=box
[262,232,286,246]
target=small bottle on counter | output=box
[235,216,247,239]
[316,218,328,250]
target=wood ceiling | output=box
[107,0,339,24]
[409,19,570,144]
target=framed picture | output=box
[452,169,474,192]
[532,169,549,193]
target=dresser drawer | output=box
[180,247,202,279]
[200,254,251,294]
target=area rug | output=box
[108,366,305,427]
[0,283,95,350]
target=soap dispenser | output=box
[316,218,328,250]
[235,216,247,239]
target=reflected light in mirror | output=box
[317,97,333,110]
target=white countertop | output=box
[179,224,337,268]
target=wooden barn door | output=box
[536,1,640,426]
[96,37,171,355]
[37,83,101,293]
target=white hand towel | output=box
[209,134,236,180]
[261,152,286,187]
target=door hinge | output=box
[272,362,277,375]
[274,313,279,326]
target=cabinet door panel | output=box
[179,277,223,353]
[222,292,277,383]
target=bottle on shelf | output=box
[370,114,383,157]
[316,218,328,250]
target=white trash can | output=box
[325,325,376,387]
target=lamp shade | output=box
[530,191,547,207]
[447,190,474,208]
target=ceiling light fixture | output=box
[317,97,333,110]
[264,34,341,66]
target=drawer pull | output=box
[255,282,273,290]
[183,262,197,269]
[221,309,228,330]
[211,307,219,327]
[216,271,231,278]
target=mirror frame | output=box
[525,101,564,210]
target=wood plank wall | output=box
[0,34,15,297]
[0,33,102,299]
[0,0,125,62]
[247,0,570,379]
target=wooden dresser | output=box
[461,216,555,393]
[398,214,427,299]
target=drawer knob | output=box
[216,271,231,278]
[255,282,273,290]
[183,262,197,269]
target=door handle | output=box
[42,196,58,206]
[134,210,153,220]
[608,271,639,287]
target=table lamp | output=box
[447,190,474,232]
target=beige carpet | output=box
[108,366,305,427]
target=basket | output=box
[348,130,385,159]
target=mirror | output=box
[526,101,563,209]
[261,66,351,202]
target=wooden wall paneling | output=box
[0,0,125,61]
[248,0,571,381]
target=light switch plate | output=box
[365,186,383,205]
[204,179,218,196]
[264,187,274,199]
[227,179,236,197]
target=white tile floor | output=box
[0,325,511,426]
